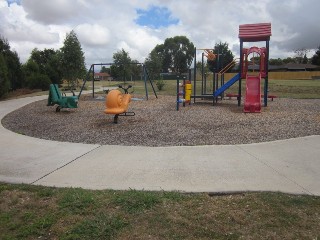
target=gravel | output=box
[2,94,320,147]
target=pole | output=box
[193,47,197,103]
[143,65,149,100]
[183,77,186,107]
[176,78,179,111]
[238,41,243,107]
[189,69,192,105]
[201,52,204,95]
[264,40,270,107]
[92,64,95,98]
[78,64,93,98]
[144,65,158,99]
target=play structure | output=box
[178,23,272,113]
[78,63,157,100]
[176,76,192,110]
[239,23,271,112]
[47,84,78,112]
[104,85,135,123]
[241,46,268,112]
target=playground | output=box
[2,23,320,146]
[2,94,320,146]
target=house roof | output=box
[94,72,110,77]
[282,63,319,70]
[247,63,319,71]
[239,23,272,42]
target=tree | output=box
[207,42,234,72]
[60,30,86,89]
[0,53,9,98]
[112,49,137,81]
[5,50,23,89]
[282,57,296,64]
[145,50,162,80]
[269,58,283,65]
[27,48,62,85]
[131,60,142,81]
[22,59,50,90]
[150,36,194,73]
[294,48,310,64]
[311,46,320,66]
[100,66,110,73]
[0,36,24,91]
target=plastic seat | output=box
[104,89,132,123]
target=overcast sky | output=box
[1,0,319,66]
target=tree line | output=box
[0,30,85,98]
[1,31,320,98]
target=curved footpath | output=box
[0,95,319,196]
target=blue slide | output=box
[213,73,241,97]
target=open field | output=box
[2,75,319,101]
[84,77,320,99]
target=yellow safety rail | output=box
[203,49,216,61]
[219,60,236,74]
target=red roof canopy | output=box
[239,23,271,42]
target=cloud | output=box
[267,0,320,52]
[22,0,87,24]
[75,24,110,47]
[0,1,59,45]
[1,0,319,65]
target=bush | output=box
[156,79,165,91]
[27,73,51,91]
[0,54,10,98]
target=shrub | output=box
[156,79,165,91]
[27,73,51,91]
[0,54,10,98]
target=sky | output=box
[1,0,320,67]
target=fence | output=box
[221,71,320,80]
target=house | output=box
[248,63,320,72]
[94,72,113,81]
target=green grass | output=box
[220,78,320,99]
[90,78,320,99]
[268,79,320,98]
[1,183,319,239]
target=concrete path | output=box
[0,95,319,196]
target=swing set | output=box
[78,62,158,100]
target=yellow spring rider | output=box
[104,85,135,124]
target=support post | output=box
[176,78,179,111]
[238,41,243,107]
[264,40,270,107]
[92,64,95,98]
[143,65,149,100]
[183,77,186,107]
[193,47,197,103]
[201,52,204,95]
[78,64,93,98]
[144,65,158,99]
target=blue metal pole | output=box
[143,65,149,100]
[176,78,179,111]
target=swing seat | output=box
[104,89,133,123]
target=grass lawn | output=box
[1,183,319,239]
[88,77,320,99]
[2,78,319,101]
